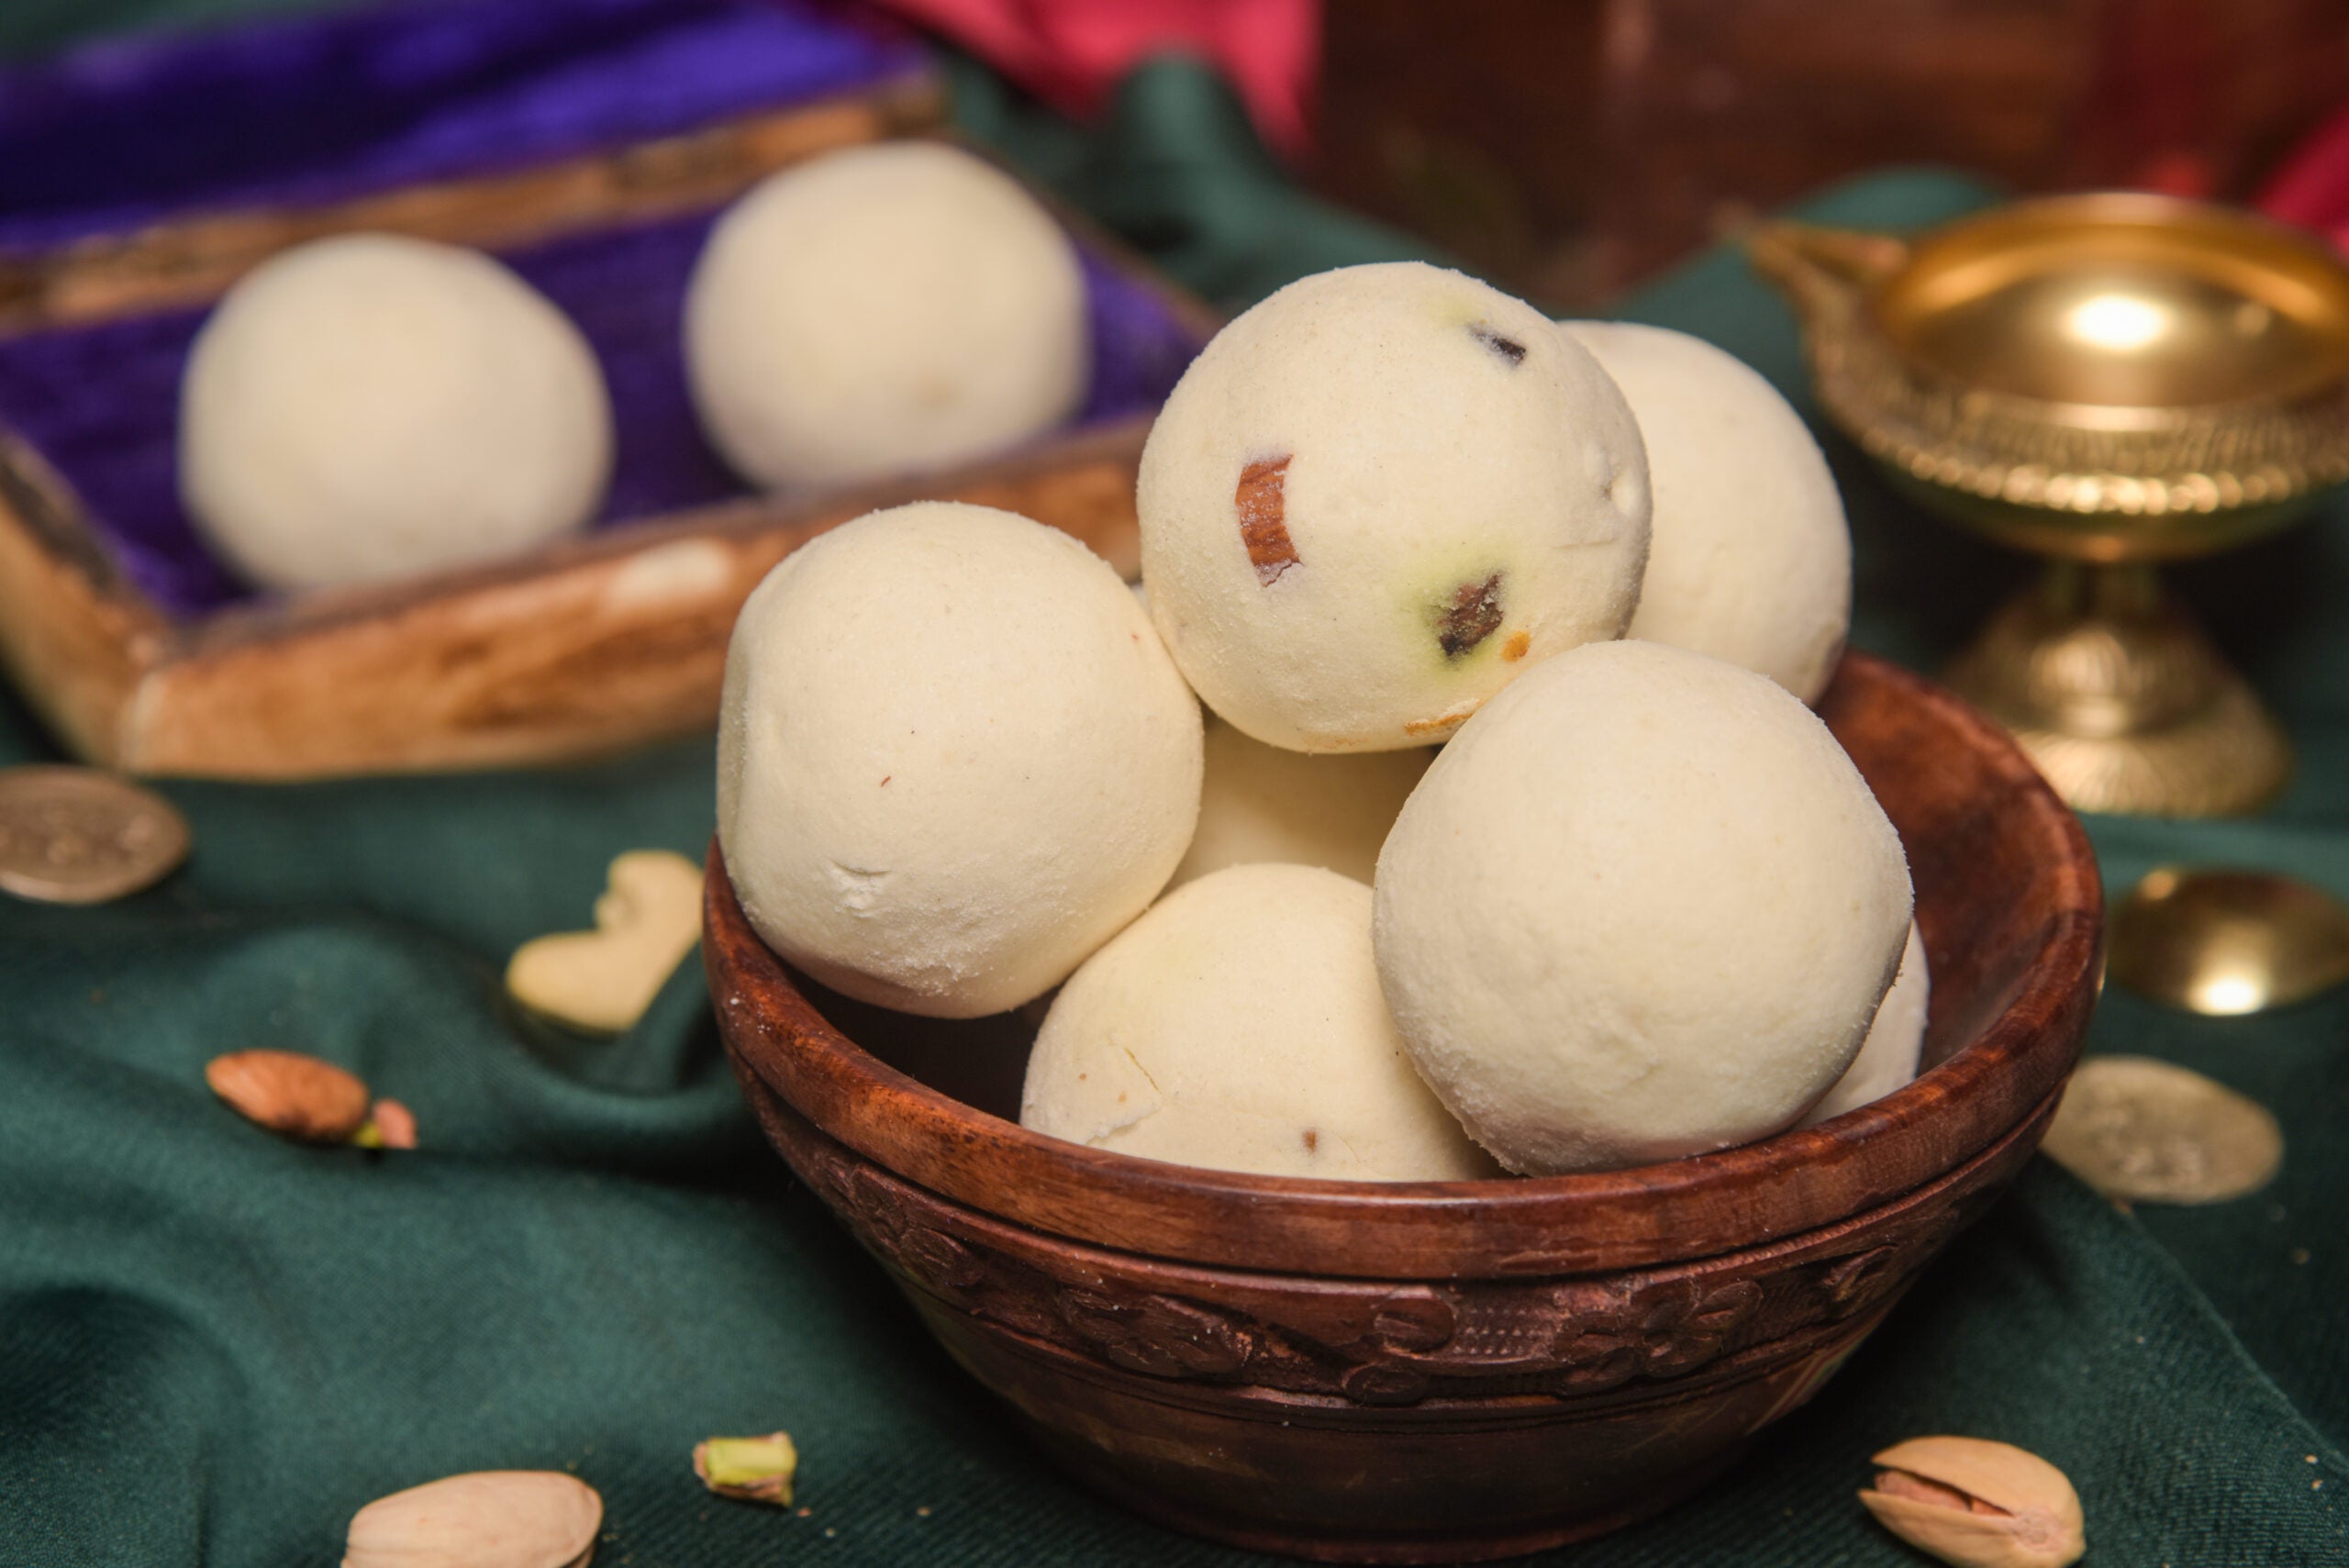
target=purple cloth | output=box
[0,0,1204,617]
[0,0,925,254]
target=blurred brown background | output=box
[1313,0,2349,307]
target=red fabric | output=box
[866,0,1316,157]
[2260,100,2349,251]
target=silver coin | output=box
[2042,1055,2282,1205]
[0,764,190,905]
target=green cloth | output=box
[2,14,2346,1562]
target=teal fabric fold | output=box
[0,9,2343,1562]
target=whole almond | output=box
[206,1050,371,1142]
[344,1470,600,1568]
[1860,1436,2084,1568]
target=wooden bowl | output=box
[704,651,2102,1563]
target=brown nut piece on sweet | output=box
[206,1050,372,1143]
[1860,1436,2085,1568]
[1235,454,1297,584]
[343,1470,601,1568]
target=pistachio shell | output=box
[1871,1436,2079,1518]
[1860,1436,2084,1568]
[344,1470,600,1568]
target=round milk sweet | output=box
[1138,262,1650,752]
[180,233,612,591]
[1373,639,1912,1173]
[1562,321,1851,703]
[1022,863,1497,1180]
[685,142,1087,490]
[1800,920,1930,1127]
[1167,716,1434,890]
[718,502,1201,1018]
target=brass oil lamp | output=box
[1753,193,2349,817]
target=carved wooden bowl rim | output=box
[707,651,2102,1279]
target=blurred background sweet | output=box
[181,232,615,591]
[685,142,1089,491]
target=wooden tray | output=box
[0,83,1214,779]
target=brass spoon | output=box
[2108,865,2349,1015]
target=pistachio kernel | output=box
[694,1430,798,1507]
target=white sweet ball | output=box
[1167,715,1433,891]
[685,141,1088,490]
[717,502,1201,1018]
[181,233,612,592]
[1800,920,1930,1128]
[1138,261,1650,753]
[1021,863,1497,1180]
[1561,321,1851,703]
[1373,639,1912,1174]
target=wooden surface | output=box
[0,432,167,762]
[1314,0,2349,307]
[705,651,2104,1560]
[121,421,1152,776]
[0,83,1217,779]
[0,408,1159,777]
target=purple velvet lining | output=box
[0,0,1204,617]
[0,221,1199,617]
[0,0,925,254]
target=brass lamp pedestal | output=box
[1942,562,2289,817]
[1753,193,2349,818]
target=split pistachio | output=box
[1859,1436,2084,1568]
[343,1470,600,1568]
[507,851,703,1033]
[693,1431,797,1507]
